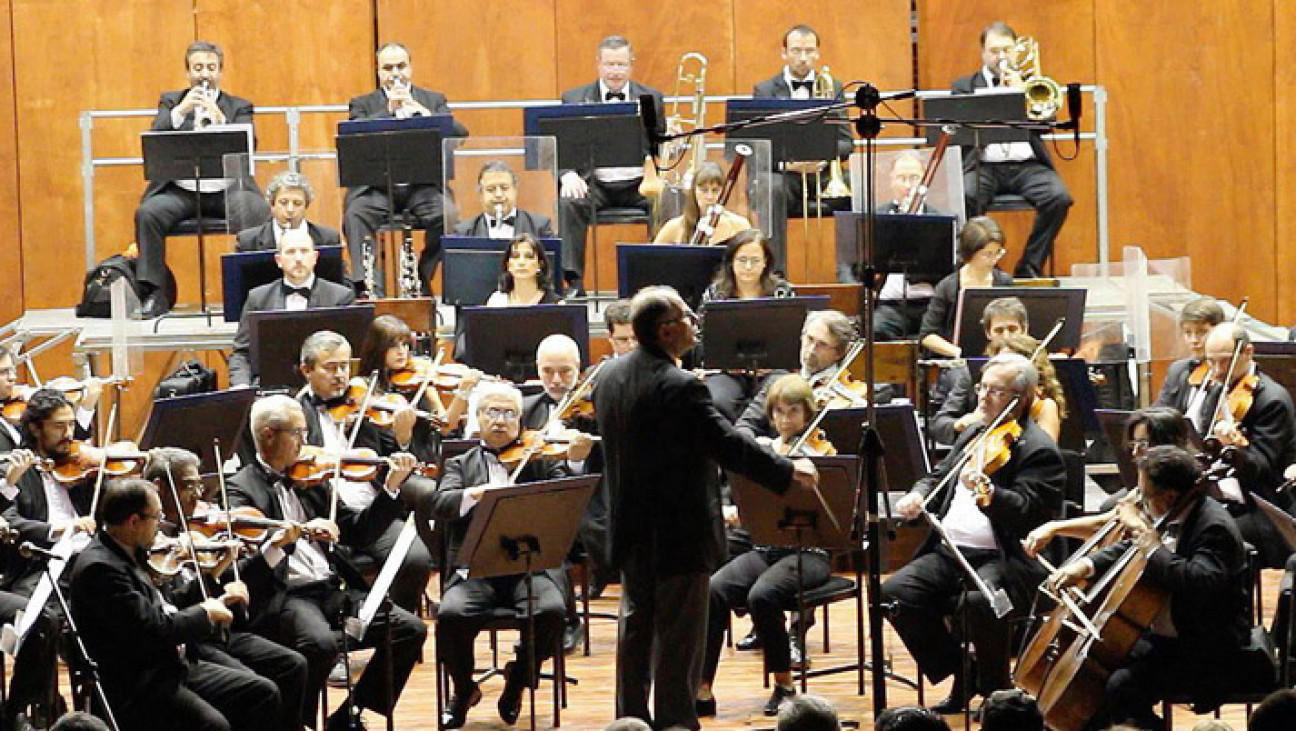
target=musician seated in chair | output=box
[883,353,1065,715]
[651,161,752,245]
[1049,445,1254,730]
[432,382,592,729]
[927,295,1029,445]
[1153,296,1225,422]
[452,161,555,239]
[483,234,563,307]
[235,170,341,253]
[697,375,834,719]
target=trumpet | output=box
[999,36,1062,121]
[641,53,708,231]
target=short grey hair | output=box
[250,395,303,451]
[142,447,200,484]
[597,35,633,58]
[266,171,315,206]
[985,352,1039,395]
[777,694,840,731]
[477,160,518,187]
[300,331,351,368]
[376,41,410,60]
[472,381,523,416]
[802,310,856,350]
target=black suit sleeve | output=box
[980,431,1066,539]
[431,456,469,522]
[929,368,976,445]
[734,384,772,439]
[919,273,959,344]
[152,91,182,131]
[73,559,213,646]
[670,371,793,493]
[1230,385,1296,499]
[227,299,260,388]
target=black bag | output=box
[155,359,217,398]
[75,255,176,319]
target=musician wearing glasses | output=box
[452,161,555,239]
[926,296,1029,446]
[556,35,664,297]
[953,21,1072,279]
[651,161,752,245]
[235,171,341,253]
[918,216,1014,359]
[344,42,470,296]
[882,354,1065,716]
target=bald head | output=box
[1204,322,1252,386]
[537,334,581,401]
[276,226,318,286]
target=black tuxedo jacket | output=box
[594,345,794,576]
[430,446,567,581]
[227,277,357,387]
[558,81,664,178]
[752,72,854,159]
[1201,372,1296,504]
[143,88,256,199]
[950,71,1054,172]
[451,209,555,238]
[345,85,469,199]
[225,460,401,624]
[2,470,94,587]
[911,417,1065,603]
[70,532,213,713]
[1155,357,1202,414]
[234,220,343,253]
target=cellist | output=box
[882,353,1065,715]
[1047,445,1252,730]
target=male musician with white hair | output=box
[235,170,342,252]
[882,352,1065,716]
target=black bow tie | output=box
[791,80,813,92]
[309,392,348,410]
[282,282,310,299]
[604,91,626,101]
[492,216,516,228]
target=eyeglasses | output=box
[483,407,519,422]
[978,247,1008,261]
[0,367,14,377]
[975,383,1018,398]
[1128,438,1151,451]
[659,311,698,328]
[735,256,766,269]
[275,427,310,439]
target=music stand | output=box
[1254,341,1296,408]
[457,304,588,382]
[701,297,829,372]
[953,287,1088,357]
[615,244,725,311]
[922,92,1031,146]
[219,246,347,322]
[137,389,257,474]
[457,475,598,731]
[834,212,957,290]
[724,99,840,164]
[248,305,376,391]
[441,235,564,301]
[142,128,254,318]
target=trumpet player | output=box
[344,42,470,297]
[133,41,271,318]
[953,22,1073,279]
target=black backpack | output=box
[75,255,175,318]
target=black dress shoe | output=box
[695,696,717,717]
[498,662,527,725]
[325,706,366,731]
[563,616,584,654]
[764,685,797,716]
[929,674,972,715]
[441,683,482,729]
[735,628,762,651]
[139,292,170,319]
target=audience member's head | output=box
[875,706,950,731]
[50,713,111,731]
[778,695,841,731]
[980,689,1043,731]
[1250,688,1296,731]
[1190,721,1234,731]
[604,718,652,731]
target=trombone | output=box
[641,53,708,232]
[799,66,852,247]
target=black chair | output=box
[165,216,231,314]
[984,193,1056,277]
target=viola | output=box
[287,445,438,485]
[50,440,149,485]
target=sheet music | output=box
[1,533,76,657]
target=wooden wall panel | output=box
[1276,4,1296,326]
[0,0,22,323]
[1095,0,1276,320]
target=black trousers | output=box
[355,514,435,614]
[134,183,271,291]
[0,591,57,718]
[557,178,649,285]
[964,161,1072,276]
[343,184,453,296]
[703,549,832,681]
[437,573,566,694]
[617,551,710,731]
[880,545,1016,695]
[113,659,280,731]
[1100,635,1241,730]
[873,299,932,341]
[195,632,309,731]
[262,583,427,723]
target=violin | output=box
[361,390,446,430]
[776,428,837,457]
[287,444,438,485]
[496,430,574,468]
[387,356,442,392]
[188,505,300,543]
[146,532,241,579]
[1,391,31,424]
[960,420,1023,507]
[50,440,149,485]
[1187,360,1209,387]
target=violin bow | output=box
[410,349,447,421]
[331,371,381,525]
[1204,335,1247,440]
[212,439,241,585]
[1031,316,1066,360]
[87,401,119,519]
[163,463,211,602]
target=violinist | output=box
[698,375,834,719]
[68,478,280,731]
[295,330,434,614]
[882,353,1065,715]
[0,347,24,454]
[1154,296,1225,424]
[0,345,106,448]
[1047,446,1253,730]
[431,382,577,729]
[927,296,1029,445]
[605,299,639,357]
[984,332,1066,442]
[1197,322,1296,568]
[146,447,309,731]
[226,395,427,731]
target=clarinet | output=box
[399,211,419,298]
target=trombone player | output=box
[753,24,854,274]
[952,21,1072,278]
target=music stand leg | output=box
[40,559,119,731]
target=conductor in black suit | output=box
[133,41,272,318]
[951,22,1073,278]
[227,227,356,388]
[594,286,819,730]
[556,35,664,296]
[344,42,469,296]
[452,160,555,239]
[753,24,854,274]
[235,171,342,252]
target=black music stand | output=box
[724,99,840,166]
[441,236,564,306]
[953,287,1088,357]
[457,476,598,731]
[248,305,376,391]
[142,129,253,319]
[456,304,588,382]
[615,244,725,310]
[219,246,347,322]
[922,92,1031,146]
[138,389,257,475]
[834,212,957,294]
[700,297,828,372]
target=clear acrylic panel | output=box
[221,152,270,234]
[442,136,558,234]
[849,145,966,222]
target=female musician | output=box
[919,216,1014,358]
[652,161,753,245]
[697,373,834,718]
[986,333,1067,442]
[484,233,562,307]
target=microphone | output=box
[19,542,60,561]
[639,94,664,145]
[853,84,882,112]
[1065,83,1082,146]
